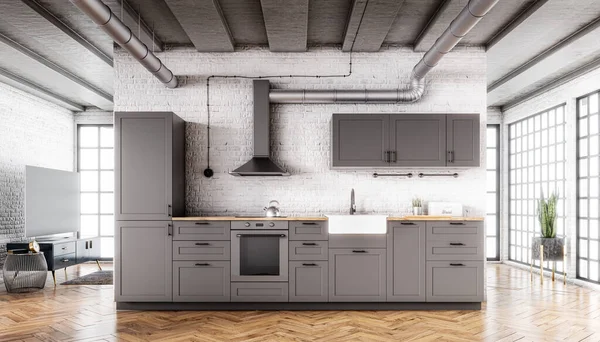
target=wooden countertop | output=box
[173,216,483,222]
[172,216,328,221]
[387,216,484,221]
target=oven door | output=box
[231,230,288,282]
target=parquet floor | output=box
[0,263,599,342]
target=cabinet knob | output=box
[244,222,251,227]
[269,222,275,227]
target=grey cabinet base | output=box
[116,302,481,311]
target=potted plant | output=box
[532,191,565,263]
[412,197,423,216]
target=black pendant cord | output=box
[202,51,354,178]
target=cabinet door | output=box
[426,261,484,302]
[389,114,446,167]
[289,261,328,302]
[387,222,425,301]
[87,237,101,261]
[115,112,172,221]
[447,114,480,167]
[116,221,172,302]
[329,249,386,302]
[173,261,230,302]
[332,114,389,167]
[76,240,90,263]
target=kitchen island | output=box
[116,216,485,311]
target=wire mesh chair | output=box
[3,252,48,293]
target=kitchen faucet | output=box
[350,188,356,215]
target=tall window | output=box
[509,105,566,271]
[577,90,600,283]
[486,125,500,260]
[78,125,114,258]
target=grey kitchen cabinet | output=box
[447,114,480,167]
[329,249,386,302]
[289,261,328,302]
[115,112,185,221]
[332,114,390,167]
[76,237,101,263]
[387,222,426,302]
[289,241,329,261]
[173,241,230,261]
[115,221,172,302]
[389,114,447,167]
[173,261,230,302]
[173,221,231,241]
[331,113,479,168]
[426,261,484,302]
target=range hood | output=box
[230,80,290,177]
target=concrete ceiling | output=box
[0,0,598,112]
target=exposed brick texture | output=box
[114,46,487,217]
[0,83,73,266]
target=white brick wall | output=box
[0,83,74,264]
[114,46,487,217]
[501,67,600,278]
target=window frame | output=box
[77,124,114,253]
[576,89,600,284]
[508,103,567,271]
[487,124,500,261]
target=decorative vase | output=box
[531,237,565,261]
[413,207,422,216]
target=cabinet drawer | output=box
[173,221,231,241]
[289,221,328,241]
[173,261,230,302]
[426,261,484,302]
[173,241,230,261]
[54,242,76,256]
[289,261,328,302]
[426,222,483,242]
[426,240,484,261]
[231,282,289,302]
[54,253,77,269]
[289,241,328,260]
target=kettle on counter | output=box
[263,200,281,217]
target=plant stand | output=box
[530,237,566,285]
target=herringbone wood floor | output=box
[0,264,599,342]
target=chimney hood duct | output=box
[230,80,290,177]
[268,0,498,104]
[71,0,178,88]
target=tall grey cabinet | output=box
[115,112,185,303]
[387,222,426,301]
[446,114,480,167]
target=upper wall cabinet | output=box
[446,114,480,167]
[331,114,480,168]
[115,112,185,221]
[331,114,390,167]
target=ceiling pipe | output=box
[269,0,498,104]
[70,0,177,88]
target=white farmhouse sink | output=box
[326,215,388,234]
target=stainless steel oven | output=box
[231,221,288,282]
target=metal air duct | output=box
[269,0,498,104]
[71,0,178,88]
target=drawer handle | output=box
[195,263,211,266]
[61,258,70,263]
[400,222,416,225]
[302,243,317,246]
[236,234,286,238]
[449,243,465,246]
[302,263,318,266]
[195,243,211,246]
[62,247,67,250]
[195,222,210,225]
[352,250,367,253]
[449,222,465,225]
[450,263,465,266]
[302,222,318,225]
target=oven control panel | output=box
[231,221,288,230]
